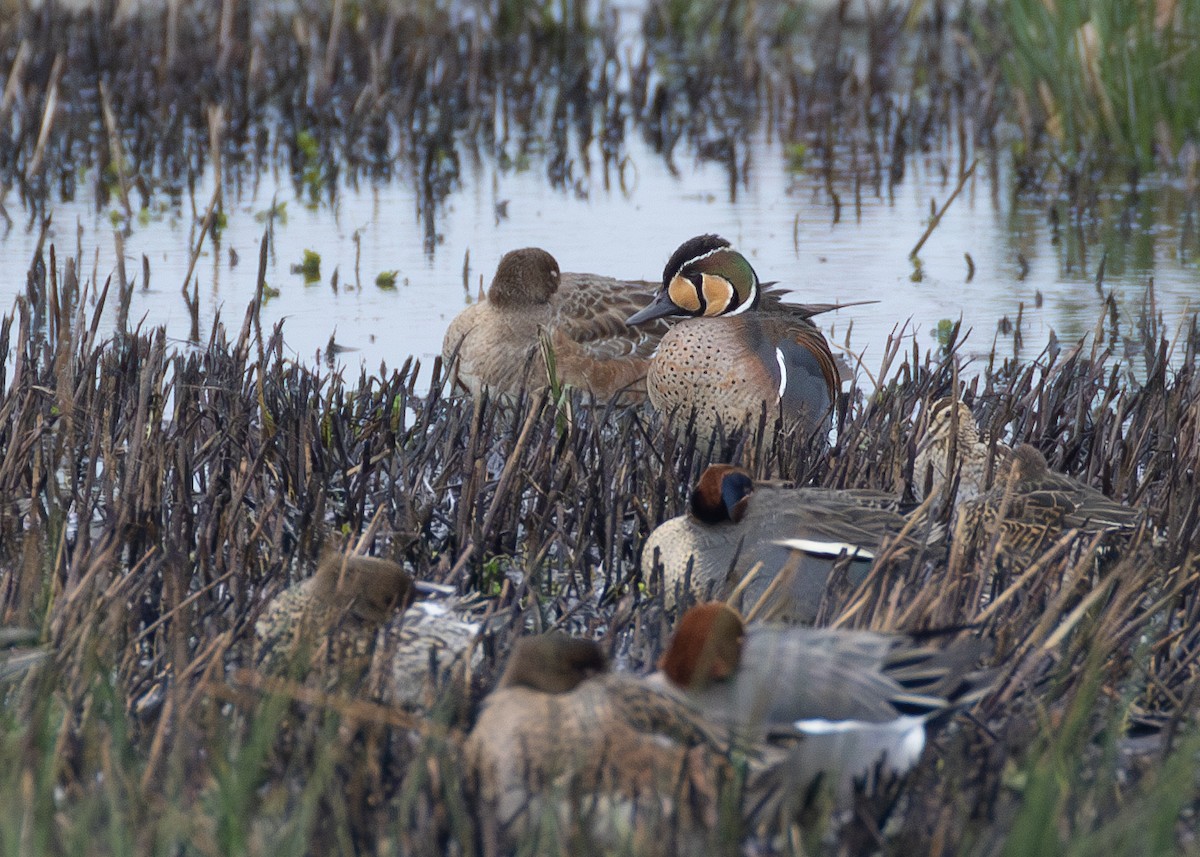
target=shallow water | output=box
[4,128,1196,385]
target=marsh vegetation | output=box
[1,0,1199,854]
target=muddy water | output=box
[2,126,1196,382]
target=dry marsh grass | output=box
[0,242,1198,855]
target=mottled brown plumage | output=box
[465,633,739,853]
[253,552,415,685]
[442,247,670,401]
[956,443,1145,566]
[627,235,847,438]
[254,553,483,710]
[913,397,1011,510]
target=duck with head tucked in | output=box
[627,235,849,438]
[642,464,935,624]
[254,551,485,712]
[654,603,992,818]
[465,633,743,854]
[442,247,671,402]
[955,442,1146,568]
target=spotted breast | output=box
[628,234,851,439]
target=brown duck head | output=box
[689,464,755,525]
[658,602,746,691]
[488,248,561,309]
[499,633,609,694]
[312,551,415,624]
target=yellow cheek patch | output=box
[669,275,702,313]
[701,274,733,316]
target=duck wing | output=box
[732,628,986,728]
[553,274,669,361]
[757,283,876,321]
[1020,476,1143,532]
[749,487,908,549]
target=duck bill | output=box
[626,291,680,325]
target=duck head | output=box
[312,552,416,624]
[488,248,562,308]
[659,603,745,691]
[499,633,609,693]
[689,464,754,525]
[627,234,760,325]
[1010,443,1049,479]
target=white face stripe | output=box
[775,347,787,398]
[684,243,736,266]
[726,291,756,316]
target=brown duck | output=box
[956,443,1145,566]
[465,633,740,853]
[442,247,670,401]
[254,552,484,711]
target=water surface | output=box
[1,26,1196,383]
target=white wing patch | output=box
[772,538,875,561]
[793,715,928,774]
[412,601,450,617]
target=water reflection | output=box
[2,125,1195,386]
[0,1,1195,384]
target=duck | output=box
[955,442,1145,567]
[253,551,484,711]
[441,247,671,401]
[913,397,1011,511]
[642,463,933,624]
[464,632,742,854]
[654,603,991,817]
[626,234,847,438]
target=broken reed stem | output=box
[25,52,64,181]
[98,80,133,221]
[909,158,978,259]
[0,40,30,119]
[179,186,222,304]
[207,104,225,211]
[217,0,237,71]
